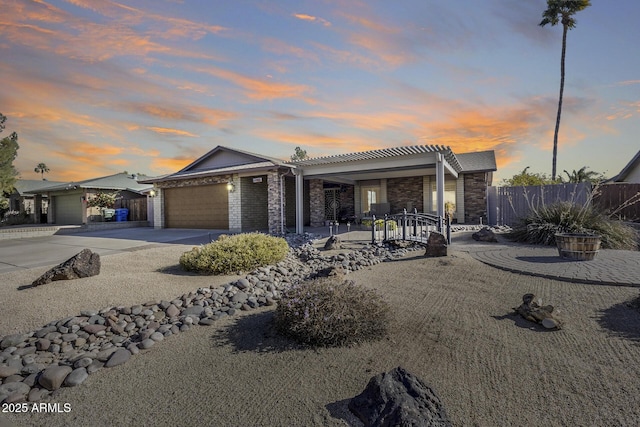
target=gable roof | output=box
[609,149,640,182]
[30,172,152,194]
[140,145,294,183]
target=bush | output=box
[179,232,289,274]
[1,210,31,227]
[274,277,390,347]
[507,201,638,250]
[361,218,397,231]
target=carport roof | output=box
[28,172,152,194]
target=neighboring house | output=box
[609,150,640,183]
[7,180,65,222]
[140,145,496,234]
[29,173,152,225]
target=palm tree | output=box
[34,162,50,180]
[562,166,602,183]
[540,0,591,181]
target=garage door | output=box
[164,184,229,229]
[54,193,83,225]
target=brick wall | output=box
[241,175,268,231]
[464,172,488,224]
[387,176,423,213]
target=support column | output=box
[228,174,242,233]
[34,194,43,224]
[47,194,55,224]
[436,153,445,224]
[153,188,164,229]
[294,170,304,234]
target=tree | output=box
[0,113,19,197]
[539,0,591,181]
[501,166,556,186]
[34,162,50,180]
[562,166,604,183]
[290,146,308,161]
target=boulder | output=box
[513,293,563,330]
[349,366,451,427]
[425,231,447,257]
[38,365,73,391]
[472,227,498,243]
[324,235,342,250]
[31,249,101,287]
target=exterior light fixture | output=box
[149,189,156,197]
[226,182,235,193]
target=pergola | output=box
[289,145,461,234]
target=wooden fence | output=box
[593,183,640,221]
[487,183,592,226]
[115,198,148,221]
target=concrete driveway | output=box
[0,227,225,274]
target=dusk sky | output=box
[1,0,638,183]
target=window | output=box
[361,186,379,213]
[431,180,456,212]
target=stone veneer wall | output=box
[463,172,489,224]
[267,171,284,235]
[339,186,355,219]
[241,175,268,231]
[387,176,424,213]
[309,179,325,227]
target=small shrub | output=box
[274,276,391,347]
[179,232,289,274]
[507,201,638,250]
[361,218,397,231]
[1,210,31,227]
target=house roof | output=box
[140,145,497,185]
[456,150,497,172]
[30,172,153,194]
[140,146,294,184]
[13,179,65,195]
[609,149,640,182]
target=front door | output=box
[324,189,340,221]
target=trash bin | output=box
[115,208,129,222]
[102,208,116,221]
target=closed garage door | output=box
[54,193,83,225]
[164,184,229,229]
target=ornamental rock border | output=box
[0,235,422,404]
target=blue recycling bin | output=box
[115,208,129,222]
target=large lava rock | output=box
[472,227,498,242]
[324,235,342,250]
[349,366,451,427]
[425,231,447,257]
[31,248,101,287]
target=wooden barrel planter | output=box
[555,233,601,261]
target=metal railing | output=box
[371,208,450,244]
